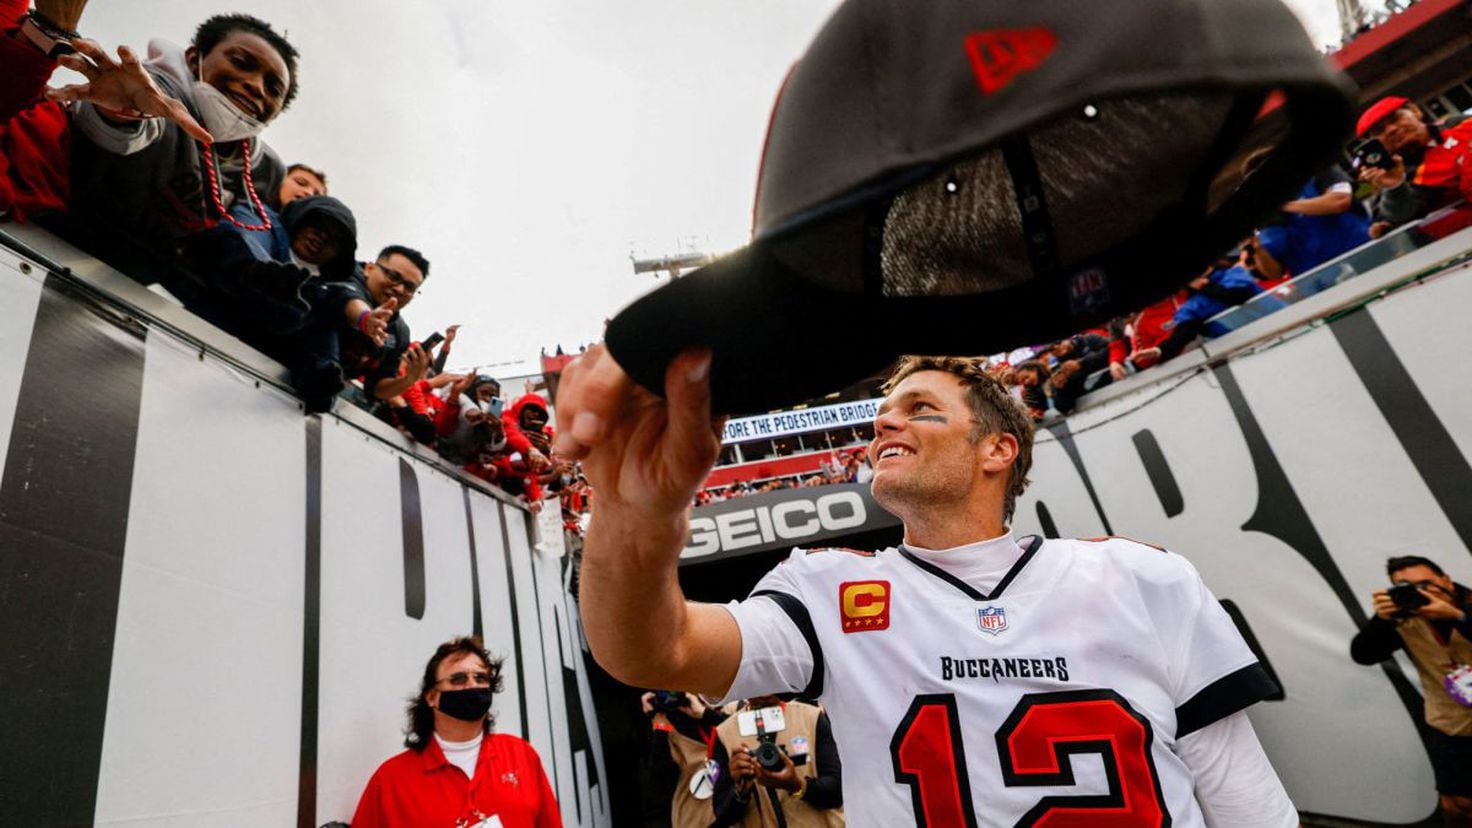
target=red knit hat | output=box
[1356,96,1410,137]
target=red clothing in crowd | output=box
[1411,117,1472,207]
[503,393,550,451]
[1,9,70,221]
[1131,291,1189,352]
[352,733,560,828]
[402,379,447,418]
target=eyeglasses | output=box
[439,671,493,688]
[375,262,421,295]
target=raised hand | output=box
[553,345,720,518]
[35,0,89,31]
[49,39,213,143]
[360,298,397,347]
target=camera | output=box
[650,690,689,713]
[1388,583,1430,618]
[737,705,788,772]
[751,738,785,772]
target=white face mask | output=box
[192,81,266,144]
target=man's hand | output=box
[444,324,460,345]
[1109,361,1127,381]
[1358,155,1407,192]
[527,447,553,475]
[1415,588,1466,622]
[753,748,802,793]
[357,298,397,347]
[729,748,758,796]
[678,693,708,720]
[1368,220,1392,239]
[401,344,430,383]
[1371,589,1398,621]
[553,345,720,517]
[49,39,213,143]
[36,0,89,31]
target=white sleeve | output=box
[1326,181,1353,195]
[1178,711,1296,827]
[1166,562,1278,736]
[715,555,819,704]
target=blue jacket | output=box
[1173,266,1263,327]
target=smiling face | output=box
[364,253,425,308]
[291,222,341,265]
[868,371,990,516]
[190,31,291,123]
[279,168,326,205]
[1366,106,1431,155]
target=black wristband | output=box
[27,9,80,40]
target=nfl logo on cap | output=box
[977,606,1008,635]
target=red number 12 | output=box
[889,689,1168,827]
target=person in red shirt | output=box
[352,636,561,828]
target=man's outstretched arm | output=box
[556,346,742,697]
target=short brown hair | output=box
[287,163,328,190]
[882,356,1035,521]
[405,636,505,751]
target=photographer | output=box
[712,696,843,827]
[1354,97,1472,236]
[1351,556,1472,825]
[640,690,729,828]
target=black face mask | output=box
[436,688,493,722]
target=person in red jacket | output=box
[352,636,561,828]
[2,0,77,221]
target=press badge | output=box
[688,760,718,800]
[1446,665,1472,707]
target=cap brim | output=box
[606,245,894,415]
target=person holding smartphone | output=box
[1352,556,1472,824]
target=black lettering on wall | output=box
[0,278,146,825]
[297,418,323,828]
[524,518,560,801]
[498,505,529,735]
[462,487,484,639]
[1132,429,1184,518]
[1214,363,1431,747]
[1043,420,1114,535]
[398,459,425,620]
[1218,600,1285,700]
[1035,501,1060,539]
[1331,309,1472,555]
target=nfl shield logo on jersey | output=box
[977,606,1008,635]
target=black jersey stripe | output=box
[1174,662,1279,738]
[898,535,1044,602]
[751,590,825,699]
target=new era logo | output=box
[840,580,890,633]
[964,27,1057,96]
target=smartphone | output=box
[1353,138,1395,172]
[420,332,445,351]
[737,706,786,738]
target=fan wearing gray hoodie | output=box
[49,13,299,281]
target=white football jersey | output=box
[722,534,1278,827]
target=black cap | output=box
[605,0,1356,414]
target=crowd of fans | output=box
[0,2,605,516]
[1,3,1468,508]
[983,94,1472,422]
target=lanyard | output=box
[700,726,718,760]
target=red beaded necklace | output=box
[200,139,272,231]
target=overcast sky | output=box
[76,0,1380,374]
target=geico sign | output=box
[684,491,868,558]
